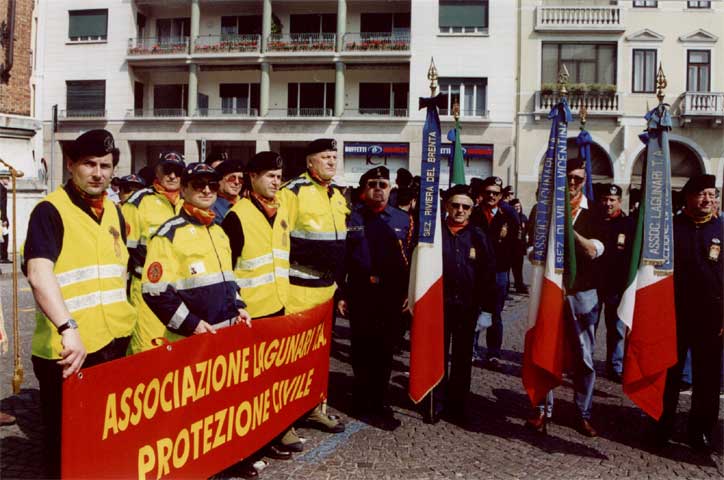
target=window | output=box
[66,80,105,117]
[156,18,190,43]
[221,16,262,36]
[153,84,188,115]
[633,1,657,7]
[360,13,411,35]
[287,83,334,116]
[68,10,108,42]
[358,83,408,115]
[687,50,710,92]
[687,1,711,8]
[219,83,260,114]
[542,43,616,85]
[289,14,336,34]
[632,49,656,93]
[439,0,488,34]
[438,78,487,116]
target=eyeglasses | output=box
[223,174,244,184]
[450,202,472,211]
[567,174,585,184]
[189,180,220,192]
[483,190,501,197]
[161,164,183,176]
[367,180,390,189]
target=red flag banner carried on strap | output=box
[62,301,333,479]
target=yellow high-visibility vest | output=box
[31,188,136,359]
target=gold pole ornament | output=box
[558,64,570,97]
[0,158,25,394]
[580,105,588,127]
[427,57,438,97]
[656,63,667,104]
[452,102,460,121]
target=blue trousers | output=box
[597,292,625,375]
[474,271,508,360]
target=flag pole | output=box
[426,57,438,422]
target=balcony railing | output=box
[268,108,334,117]
[342,32,410,52]
[266,33,336,52]
[127,37,189,56]
[195,108,259,117]
[349,108,409,117]
[439,108,488,118]
[535,6,624,32]
[535,91,620,115]
[60,109,106,119]
[681,92,724,120]
[193,34,261,54]
[126,108,187,118]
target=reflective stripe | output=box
[272,249,290,261]
[126,239,139,248]
[289,267,320,280]
[64,288,127,313]
[56,264,126,288]
[237,253,273,270]
[237,272,275,289]
[290,230,346,241]
[142,271,236,295]
[168,303,190,330]
[275,267,289,278]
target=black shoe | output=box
[687,432,713,452]
[515,285,529,294]
[485,357,502,371]
[608,371,623,384]
[223,460,258,479]
[265,444,293,460]
[422,410,440,425]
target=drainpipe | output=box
[0,0,16,83]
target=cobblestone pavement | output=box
[1,263,722,479]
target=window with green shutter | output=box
[66,81,106,117]
[68,10,108,42]
[439,0,488,34]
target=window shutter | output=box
[66,81,105,113]
[69,10,108,39]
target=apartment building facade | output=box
[38,0,516,192]
[515,0,724,210]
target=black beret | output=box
[396,168,413,185]
[157,151,185,170]
[247,151,283,173]
[682,174,716,196]
[215,159,244,177]
[359,166,390,186]
[444,184,474,201]
[567,156,585,172]
[305,138,337,157]
[182,162,220,182]
[481,176,504,190]
[119,174,146,188]
[138,165,155,186]
[69,129,119,162]
[601,184,622,197]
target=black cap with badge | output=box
[682,174,716,197]
[305,138,337,157]
[603,184,623,197]
[247,151,284,173]
[67,129,120,165]
[215,159,244,177]
[444,184,474,201]
[481,176,503,189]
[359,166,389,186]
[182,162,220,183]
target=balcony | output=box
[680,92,724,126]
[439,108,489,121]
[193,35,261,55]
[266,33,335,53]
[535,6,624,32]
[127,37,189,57]
[59,109,106,120]
[195,108,259,118]
[534,91,621,118]
[342,33,410,52]
[126,109,187,119]
[267,108,334,118]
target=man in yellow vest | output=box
[122,151,184,353]
[24,129,137,478]
[280,138,349,434]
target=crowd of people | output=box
[12,128,723,477]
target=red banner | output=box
[62,301,333,479]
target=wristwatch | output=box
[57,319,78,334]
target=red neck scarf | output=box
[153,180,181,206]
[251,192,279,219]
[218,190,239,205]
[482,206,496,225]
[569,191,583,219]
[182,203,215,226]
[607,209,623,220]
[683,207,712,225]
[308,169,332,187]
[446,216,468,235]
[70,181,106,220]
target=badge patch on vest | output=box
[147,262,163,283]
[108,226,122,258]
[617,233,626,250]
[469,248,476,260]
[709,238,721,262]
[189,261,205,276]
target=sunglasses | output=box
[483,190,501,196]
[224,174,244,183]
[450,202,472,211]
[161,164,183,176]
[367,180,390,189]
[189,179,220,192]
[567,174,585,184]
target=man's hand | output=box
[337,299,348,317]
[401,297,411,315]
[236,309,252,327]
[57,329,87,379]
[193,321,216,335]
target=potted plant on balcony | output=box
[541,83,557,96]
[568,83,587,96]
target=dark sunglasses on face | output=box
[367,180,390,189]
[450,202,472,211]
[189,180,220,192]
[161,164,183,176]
[567,174,585,184]
[483,190,501,197]
[224,174,244,183]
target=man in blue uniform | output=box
[212,159,245,224]
[596,184,633,383]
[656,174,722,452]
[338,166,412,430]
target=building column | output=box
[190,0,200,51]
[336,0,347,52]
[187,64,198,117]
[255,139,270,152]
[262,0,272,52]
[260,62,270,116]
[184,139,199,163]
[335,62,345,117]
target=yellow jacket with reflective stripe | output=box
[228,196,290,318]
[280,172,349,313]
[141,212,243,340]
[31,188,136,359]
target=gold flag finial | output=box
[580,105,588,126]
[427,57,438,96]
[656,63,667,103]
[558,64,570,97]
[452,102,460,121]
